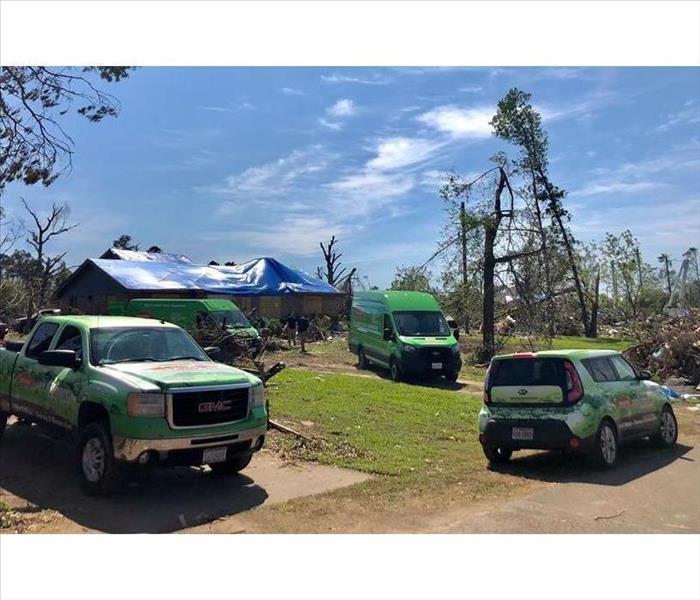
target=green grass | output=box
[460,333,632,355]
[266,369,484,481]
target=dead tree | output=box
[22,199,78,310]
[317,235,355,288]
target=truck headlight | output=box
[251,384,265,408]
[402,344,416,353]
[127,393,165,417]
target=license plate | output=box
[203,446,228,464]
[431,362,443,369]
[512,427,534,441]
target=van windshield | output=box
[210,309,251,329]
[392,311,450,337]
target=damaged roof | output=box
[57,257,342,297]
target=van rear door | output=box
[488,356,565,404]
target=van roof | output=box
[129,298,237,310]
[493,349,621,361]
[353,290,441,312]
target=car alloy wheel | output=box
[660,410,677,445]
[600,424,617,466]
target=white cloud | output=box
[416,105,494,138]
[202,145,331,197]
[572,181,666,197]
[321,73,390,85]
[327,98,355,117]
[319,118,343,131]
[197,102,254,112]
[459,85,483,93]
[366,137,443,171]
[656,101,700,132]
[281,87,304,95]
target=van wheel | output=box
[77,423,120,496]
[389,358,402,382]
[592,420,618,469]
[209,453,253,475]
[357,348,368,370]
[652,406,678,448]
[482,444,512,464]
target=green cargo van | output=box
[349,290,462,381]
[109,299,262,355]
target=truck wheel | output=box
[209,453,253,475]
[389,358,402,382]
[652,405,678,448]
[591,420,618,469]
[357,347,368,370]
[77,422,119,496]
[482,444,512,464]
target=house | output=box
[55,256,344,318]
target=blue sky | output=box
[3,67,699,287]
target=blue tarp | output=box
[101,248,193,264]
[87,257,341,296]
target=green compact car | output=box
[478,349,678,468]
[349,290,462,381]
[0,315,267,494]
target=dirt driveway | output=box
[0,420,369,533]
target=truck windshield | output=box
[90,327,209,365]
[210,309,251,329]
[392,311,450,337]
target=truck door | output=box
[11,321,60,422]
[47,325,86,426]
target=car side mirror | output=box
[637,369,652,380]
[38,349,80,369]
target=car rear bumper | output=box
[113,424,267,464]
[479,418,594,452]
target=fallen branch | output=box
[594,509,625,521]
[268,419,315,442]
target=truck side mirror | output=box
[38,349,80,369]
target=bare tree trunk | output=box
[589,266,600,338]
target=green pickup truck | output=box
[0,315,267,495]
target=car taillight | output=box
[564,360,584,404]
[483,361,498,404]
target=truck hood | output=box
[101,360,257,390]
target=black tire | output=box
[357,347,368,370]
[445,371,459,382]
[482,444,513,464]
[389,358,402,382]
[77,422,120,496]
[209,453,253,475]
[0,411,7,440]
[652,405,678,448]
[591,420,618,469]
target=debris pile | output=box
[624,309,700,388]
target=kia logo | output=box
[198,400,232,413]
[517,389,528,396]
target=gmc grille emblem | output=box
[517,389,528,396]
[198,400,232,413]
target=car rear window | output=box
[491,358,565,387]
